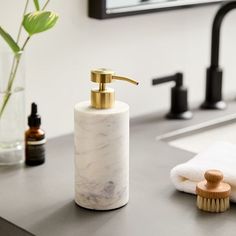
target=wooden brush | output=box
[196,170,231,213]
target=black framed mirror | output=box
[89,0,224,19]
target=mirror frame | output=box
[88,0,223,19]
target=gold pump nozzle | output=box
[91,68,139,109]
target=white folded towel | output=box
[170,142,236,202]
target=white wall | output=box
[1,1,236,138]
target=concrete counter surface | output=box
[1,103,236,236]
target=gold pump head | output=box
[91,68,139,109]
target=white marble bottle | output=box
[74,69,138,210]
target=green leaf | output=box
[33,0,40,10]
[0,26,21,54]
[23,11,59,36]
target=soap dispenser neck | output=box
[99,83,106,91]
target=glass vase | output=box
[0,51,25,165]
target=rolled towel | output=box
[170,142,236,202]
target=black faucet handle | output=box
[152,72,193,120]
[152,73,183,87]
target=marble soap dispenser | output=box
[74,68,138,210]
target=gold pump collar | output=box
[91,68,138,109]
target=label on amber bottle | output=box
[27,139,46,145]
[26,139,46,161]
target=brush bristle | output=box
[197,196,230,213]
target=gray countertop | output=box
[1,103,236,236]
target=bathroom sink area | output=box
[2,104,236,235]
[157,113,236,153]
[3,0,236,234]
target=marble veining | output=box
[74,101,129,210]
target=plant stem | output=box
[0,36,30,119]
[6,36,30,94]
[17,0,30,43]
[0,0,30,119]
[0,0,50,119]
[0,56,21,118]
[22,36,30,51]
[42,0,50,10]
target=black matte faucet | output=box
[201,1,236,110]
[152,73,193,120]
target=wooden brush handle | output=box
[196,169,231,199]
[205,170,223,188]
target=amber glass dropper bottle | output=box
[25,103,46,166]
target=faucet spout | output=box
[201,1,236,110]
[211,1,236,67]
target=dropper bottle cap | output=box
[28,103,41,127]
